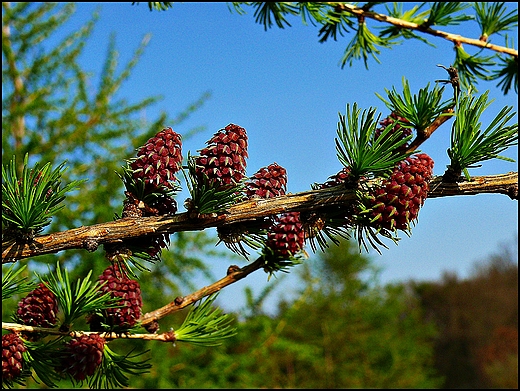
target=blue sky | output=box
[53,2,517,313]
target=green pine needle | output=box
[2,264,37,301]
[447,90,518,180]
[354,223,400,255]
[22,338,64,388]
[335,103,413,180]
[2,154,85,239]
[379,3,434,46]
[131,2,173,12]
[491,44,518,95]
[474,2,518,40]
[318,6,355,42]
[376,77,454,133]
[453,45,496,90]
[423,2,473,27]
[260,245,305,280]
[252,2,299,31]
[174,293,236,346]
[298,2,328,27]
[341,20,396,69]
[89,344,151,389]
[36,262,120,330]
[217,223,267,260]
[118,163,179,205]
[311,224,351,253]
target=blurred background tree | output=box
[411,237,518,388]
[127,238,443,388]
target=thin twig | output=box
[406,107,455,154]
[332,3,518,57]
[1,322,177,342]
[139,256,267,326]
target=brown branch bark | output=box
[2,172,517,263]
[332,3,518,57]
[1,322,176,342]
[429,171,518,199]
[139,172,518,326]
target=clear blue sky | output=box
[53,2,518,313]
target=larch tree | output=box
[2,2,518,388]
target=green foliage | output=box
[296,2,327,27]
[341,19,396,68]
[134,2,174,12]
[252,2,299,31]
[2,154,85,240]
[260,245,304,280]
[376,77,454,132]
[184,154,246,214]
[22,338,64,388]
[90,344,151,389]
[118,164,180,207]
[174,293,237,346]
[335,103,412,180]
[446,89,518,180]
[352,201,400,255]
[317,6,355,42]
[303,211,352,253]
[453,45,496,90]
[2,0,216,307]
[36,262,119,331]
[136,239,442,388]
[2,2,518,388]
[379,3,433,45]
[1,264,36,301]
[225,2,518,94]
[492,50,518,95]
[422,2,473,27]
[474,2,518,40]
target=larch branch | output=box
[139,256,266,326]
[2,172,517,263]
[1,322,177,342]
[332,3,518,57]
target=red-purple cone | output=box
[2,333,27,381]
[245,163,287,199]
[97,264,143,328]
[195,124,248,189]
[16,283,58,328]
[367,153,434,230]
[62,334,105,381]
[130,127,183,192]
[266,212,305,258]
